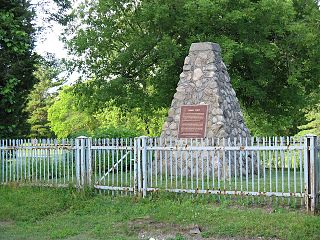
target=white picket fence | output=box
[0,135,319,213]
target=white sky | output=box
[31,0,82,85]
[35,24,67,59]
[31,0,69,59]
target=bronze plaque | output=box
[178,105,208,138]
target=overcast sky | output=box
[31,0,72,59]
[31,0,81,85]
[35,23,67,59]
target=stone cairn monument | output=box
[160,42,254,177]
[161,42,250,140]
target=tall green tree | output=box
[64,0,320,136]
[26,57,63,138]
[0,0,37,138]
[297,106,320,136]
[47,85,165,138]
[47,86,96,138]
[297,94,320,136]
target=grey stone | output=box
[212,88,219,95]
[176,85,185,92]
[212,117,218,123]
[185,72,192,81]
[204,64,217,71]
[174,92,185,100]
[195,57,203,67]
[184,56,190,65]
[217,115,225,122]
[205,71,216,78]
[189,42,221,52]
[189,225,201,235]
[183,65,191,71]
[207,80,217,89]
[207,52,215,64]
[199,52,208,59]
[213,108,223,115]
[169,123,177,130]
[207,130,214,138]
[204,88,212,95]
[185,87,193,93]
[195,81,202,88]
[193,68,203,81]
[168,108,174,117]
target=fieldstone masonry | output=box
[159,42,256,178]
[161,42,250,140]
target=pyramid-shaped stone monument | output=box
[161,42,250,140]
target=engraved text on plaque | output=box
[178,105,208,138]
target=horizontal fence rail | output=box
[143,137,305,202]
[0,135,319,212]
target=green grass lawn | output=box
[0,185,319,240]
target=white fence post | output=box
[140,136,148,198]
[75,137,81,189]
[87,137,92,187]
[133,136,148,197]
[75,136,92,189]
[304,134,318,213]
[1,139,4,184]
[133,137,139,195]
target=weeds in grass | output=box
[0,186,319,240]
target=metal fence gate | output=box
[91,138,135,193]
[0,135,319,213]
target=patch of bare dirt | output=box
[129,216,277,240]
[0,220,14,228]
[65,233,98,240]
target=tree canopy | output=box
[1,0,319,138]
[63,0,320,136]
[0,0,38,138]
[47,85,166,138]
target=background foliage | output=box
[0,0,37,138]
[26,57,64,138]
[47,87,166,138]
[60,0,320,137]
[1,0,320,138]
